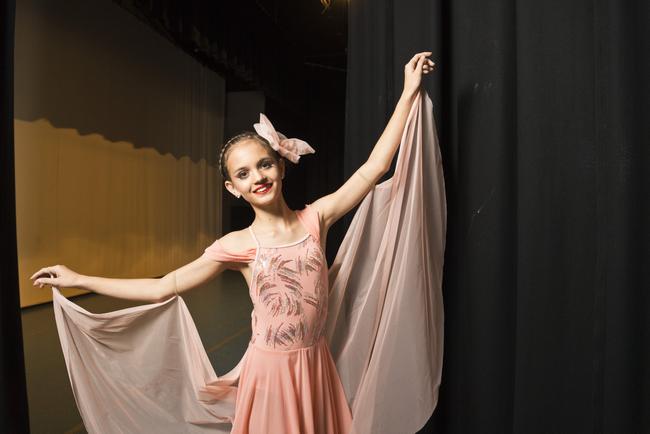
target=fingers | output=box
[409,55,426,75]
[33,277,61,288]
[423,58,435,74]
[407,52,425,68]
[408,51,433,64]
[407,51,436,70]
[30,266,57,280]
[30,266,59,289]
[33,277,56,288]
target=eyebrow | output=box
[234,157,273,173]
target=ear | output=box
[224,180,241,198]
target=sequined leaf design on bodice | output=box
[252,238,329,349]
[265,321,307,348]
[260,291,303,316]
[256,253,304,317]
[303,247,323,276]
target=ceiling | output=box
[113,0,348,99]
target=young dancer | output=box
[31,51,440,434]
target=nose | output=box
[252,170,268,183]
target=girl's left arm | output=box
[311,51,435,229]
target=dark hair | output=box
[218,132,282,181]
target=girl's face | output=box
[224,140,285,206]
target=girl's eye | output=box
[236,161,271,179]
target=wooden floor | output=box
[20,270,252,434]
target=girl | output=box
[31,51,438,434]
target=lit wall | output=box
[15,0,225,307]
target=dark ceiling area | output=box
[112,0,348,104]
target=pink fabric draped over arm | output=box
[50,89,446,434]
[326,90,446,434]
[51,288,236,433]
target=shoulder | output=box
[297,203,324,244]
[218,228,255,252]
[302,202,324,230]
[202,228,256,265]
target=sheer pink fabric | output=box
[326,90,446,433]
[51,89,446,433]
[52,289,236,433]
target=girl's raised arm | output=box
[31,247,230,303]
[311,51,435,229]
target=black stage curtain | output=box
[345,1,649,433]
[0,0,30,432]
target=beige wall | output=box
[15,0,225,307]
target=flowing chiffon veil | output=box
[51,89,446,433]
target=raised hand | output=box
[30,264,80,289]
[403,51,435,96]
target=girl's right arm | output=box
[31,254,229,303]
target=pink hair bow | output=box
[253,114,315,164]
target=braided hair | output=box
[218,132,282,181]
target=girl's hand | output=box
[31,264,81,289]
[403,51,435,96]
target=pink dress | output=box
[200,205,353,434]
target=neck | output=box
[250,196,296,233]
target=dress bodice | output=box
[248,228,328,350]
[201,205,329,351]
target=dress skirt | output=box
[231,335,353,434]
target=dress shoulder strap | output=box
[296,204,321,244]
[247,226,261,247]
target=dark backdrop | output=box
[0,0,30,431]
[345,0,649,433]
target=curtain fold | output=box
[346,0,650,433]
[1,0,31,431]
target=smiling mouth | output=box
[253,183,272,194]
